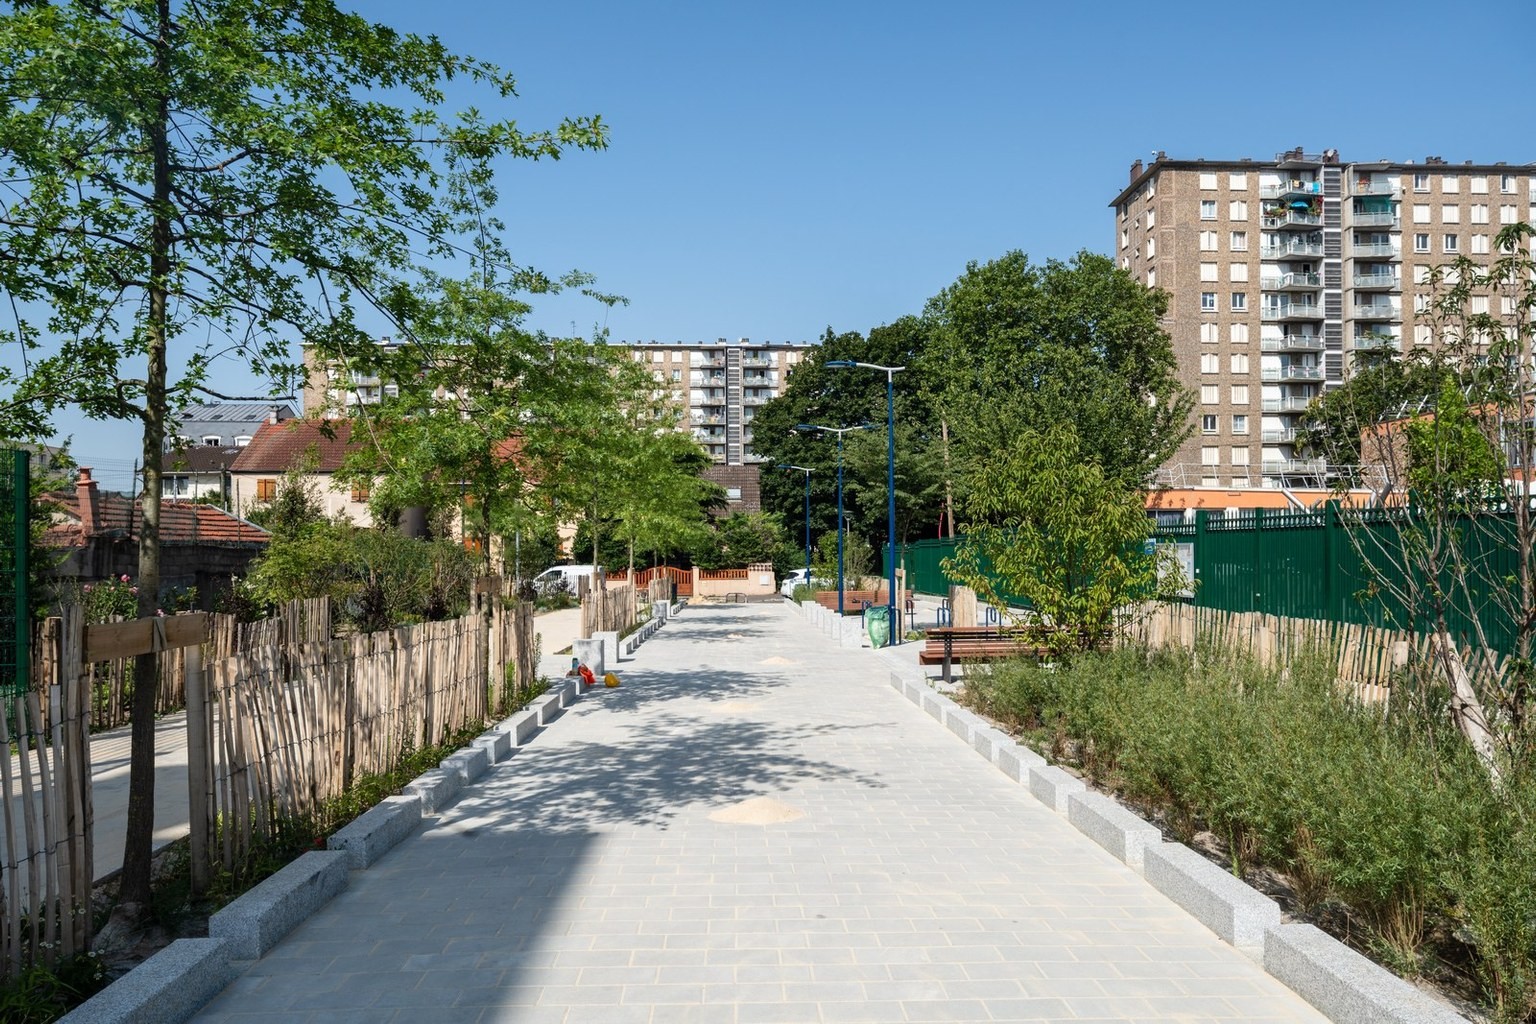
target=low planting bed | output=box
[963,644,1531,1023]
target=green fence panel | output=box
[0,449,29,698]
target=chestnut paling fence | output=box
[0,593,539,977]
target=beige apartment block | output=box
[302,336,817,465]
[1112,149,1534,489]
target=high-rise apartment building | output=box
[303,336,816,465]
[1112,149,1535,489]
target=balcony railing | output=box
[1262,397,1315,413]
[1260,272,1321,291]
[1353,334,1401,350]
[1260,180,1323,200]
[1353,303,1401,320]
[1261,304,1323,321]
[1261,336,1325,352]
[1353,273,1400,289]
[741,357,773,368]
[1264,458,1327,476]
[1262,428,1298,443]
[1261,241,1325,258]
[1262,210,1323,230]
[1351,179,1399,196]
[1350,241,1398,258]
[693,358,726,370]
[1261,365,1324,382]
[1351,212,1400,228]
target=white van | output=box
[531,564,597,595]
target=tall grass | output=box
[967,644,1536,1022]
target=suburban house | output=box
[227,418,376,525]
[162,402,298,504]
[42,467,270,608]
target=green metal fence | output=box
[900,504,1523,655]
[0,449,29,697]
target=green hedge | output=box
[967,646,1536,1022]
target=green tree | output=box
[1295,355,1453,480]
[919,251,1190,490]
[0,0,604,921]
[942,426,1186,655]
[694,512,797,574]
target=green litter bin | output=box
[864,605,891,648]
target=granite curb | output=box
[58,610,657,1024]
[868,643,1471,1024]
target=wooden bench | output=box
[917,625,1108,684]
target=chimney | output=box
[76,467,99,536]
[1129,158,1143,182]
[268,405,282,425]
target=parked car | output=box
[531,564,596,595]
[779,568,813,598]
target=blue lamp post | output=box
[794,423,869,615]
[826,361,906,642]
[780,464,814,583]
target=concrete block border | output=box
[69,653,603,1024]
[870,644,1472,1024]
[59,938,236,1024]
[208,851,350,960]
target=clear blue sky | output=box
[35,0,1536,488]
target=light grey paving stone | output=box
[1142,841,1280,950]
[327,795,422,869]
[209,852,349,959]
[1264,923,1468,1024]
[1066,791,1162,873]
[1026,763,1086,812]
[60,938,235,1024]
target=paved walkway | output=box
[192,602,1326,1023]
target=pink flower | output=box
[130,587,138,595]
[82,584,92,593]
[156,609,165,617]
[120,574,130,583]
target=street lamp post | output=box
[780,465,814,582]
[826,361,906,642]
[794,424,869,615]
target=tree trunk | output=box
[118,0,174,915]
[1434,629,1501,784]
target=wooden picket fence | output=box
[1,609,94,975]
[1122,602,1504,706]
[581,583,638,639]
[199,613,488,878]
[490,598,538,712]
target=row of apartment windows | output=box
[1200,324,1251,343]
[1202,415,1249,435]
[1408,173,1523,195]
[1200,353,1253,374]
[1202,446,1253,466]
[1200,292,1249,311]
[1201,385,1251,404]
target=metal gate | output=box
[0,448,28,697]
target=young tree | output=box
[943,426,1186,655]
[0,1,604,925]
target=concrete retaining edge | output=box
[1143,841,1279,952]
[208,851,350,960]
[59,938,236,1024]
[442,745,491,787]
[327,795,422,870]
[473,727,512,763]
[403,766,461,813]
[1265,923,1467,1024]
[862,636,1473,1024]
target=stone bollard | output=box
[594,630,620,666]
[653,600,671,623]
[572,637,605,677]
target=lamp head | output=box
[824,360,856,369]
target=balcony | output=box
[1261,335,1325,352]
[1261,365,1324,383]
[1262,397,1316,413]
[1261,240,1325,258]
[1353,272,1400,290]
[1262,428,1299,443]
[1260,272,1321,291]
[694,358,726,370]
[1350,241,1399,259]
[741,357,773,368]
[1262,210,1323,230]
[1260,180,1323,201]
[1353,333,1401,350]
[1352,302,1401,321]
[1351,179,1400,197]
[1261,303,1323,322]
[1351,212,1400,229]
[1265,458,1327,476]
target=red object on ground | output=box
[578,664,596,687]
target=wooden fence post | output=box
[184,643,210,896]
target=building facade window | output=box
[1230,263,1249,283]
[1199,172,1218,190]
[1201,385,1219,404]
[1201,446,1221,467]
[1413,173,1430,192]
[1442,204,1460,224]
[1229,200,1248,220]
[1230,292,1247,312]
[1228,172,1247,190]
[1442,175,1460,194]
[1201,414,1218,434]
[1412,204,1431,224]
[256,478,277,502]
[1201,292,1217,311]
[1230,323,1249,344]
[1414,233,1431,253]
[1199,230,1219,251]
[1444,234,1459,253]
[1200,353,1219,374]
[1200,262,1218,282]
[1232,414,1249,435]
[1200,323,1220,344]
[1230,230,1248,251]
[1229,353,1249,373]
[1200,200,1217,220]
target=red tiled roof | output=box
[228,418,365,473]
[42,493,270,547]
